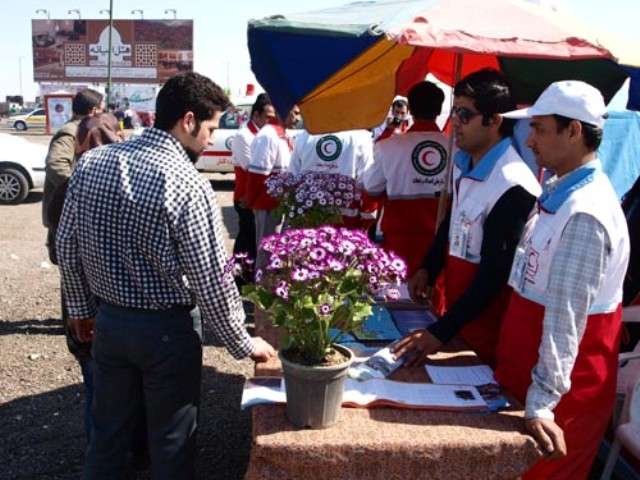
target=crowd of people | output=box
[42,67,632,479]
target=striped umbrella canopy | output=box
[248,0,640,133]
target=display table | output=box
[245,315,543,480]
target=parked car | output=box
[0,133,47,204]
[195,100,304,174]
[7,108,47,131]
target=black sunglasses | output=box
[450,106,482,125]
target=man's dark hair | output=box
[154,72,231,132]
[251,93,272,117]
[454,68,517,137]
[553,114,603,151]
[72,89,103,116]
[392,98,408,110]
[408,81,445,120]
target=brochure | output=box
[347,344,406,381]
[240,377,489,412]
[351,305,402,341]
[425,364,510,411]
[390,309,439,336]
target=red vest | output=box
[495,292,621,479]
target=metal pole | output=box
[435,53,463,230]
[106,0,113,108]
[18,56,23,98]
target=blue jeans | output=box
[79,357,94,443]
[83,303,202,480]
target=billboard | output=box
[32,19,193,84]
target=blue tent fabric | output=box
[599,111,640,199]
[248,29,380,117]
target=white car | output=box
[0,133,48,204]
[7,108,47,131]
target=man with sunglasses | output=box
[392,68,540,369]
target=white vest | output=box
[449,143,541,263]
[248,124,290,175]
[366,131,453,199]
[289,130,373,186]
[510,170,629,313]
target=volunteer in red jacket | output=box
[494,81,629,479]
[392,69,541,368]
[246,106,300,269]
[231,94,276,269]
[364,81,452,278]
[290,128,376,228]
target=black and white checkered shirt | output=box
[57,128,254,359]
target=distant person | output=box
[495,81,630,478]
[40,88,103,441]
[42,88,104,265]
[372,98,410,142]
[290,128,377,229]
[57,72,275,479]
[231,93,275,282]
[123,104,135,129]
[364,81,454,278]
[392,69,541,368]
[246,106,301,269]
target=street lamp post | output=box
[35,9,49,20]
[164,9,177,19]
[131,9,143,19]
[68,9,81,19]
[106,0,114,108]
[17,56,24,99]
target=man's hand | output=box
[408,269,431,304]
[250,336,276,362]
[238,196,249,209]
[68,317,94,343]
[526,417,567,460]
[390,329,442,367]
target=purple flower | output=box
[291,267,310,282]
[319,303,331,315]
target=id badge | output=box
[508,246,527,291]
[449,221,469,259]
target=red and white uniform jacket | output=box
[495,168,629,479]
[290,129,376,228]
[246,120,291,211]
[231,120,259,202]
[445,138,541,365]
[365,121,452,276]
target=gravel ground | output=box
[0,130,253,480]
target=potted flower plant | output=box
[226,225,406,428]
[265,171,360,228]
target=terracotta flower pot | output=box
[279,344,354,429]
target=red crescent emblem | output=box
[421,150,437,168]
[323,142,333,155]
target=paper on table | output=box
[241,377,488,411]
[425,364,496,386]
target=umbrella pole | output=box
[435,53,463,230]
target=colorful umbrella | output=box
[248,0,640,133]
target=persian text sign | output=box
[32,19,193,84]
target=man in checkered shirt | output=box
[57,72,275,479]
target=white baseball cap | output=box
[502,80,606,128]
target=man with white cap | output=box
[495,80,630,479]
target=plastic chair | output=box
[601,377,640,479]
[600,305,640,479]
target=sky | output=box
[0,0,638,108]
